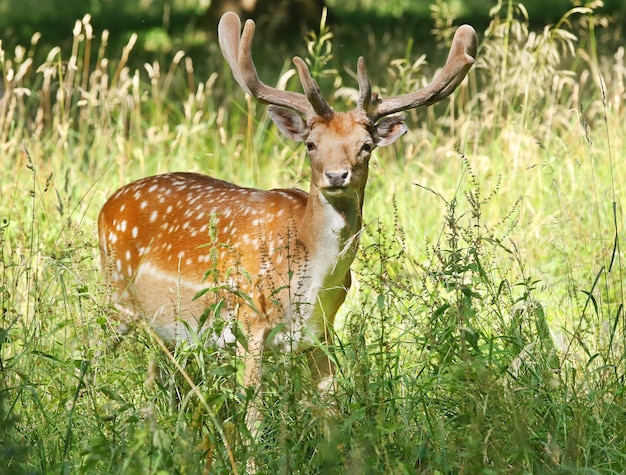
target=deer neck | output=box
[299,185,364,287]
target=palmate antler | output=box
[218,11,333,119]
[218,11,478,122]
[357,26,478,121]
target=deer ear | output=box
[268,106,310,142]
[372,115,407,146]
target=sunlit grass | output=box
[1,2,625,473]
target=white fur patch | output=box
[268,194,346,352]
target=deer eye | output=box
[360,142,373,154]
[305,142,317,152]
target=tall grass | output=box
[1,2,625,473]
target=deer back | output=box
[99,172,327,346]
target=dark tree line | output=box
[205,0,330,33]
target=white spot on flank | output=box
[140,201,148,209]
[150,210,158,222]
[132,227,138,238]
[120,220,127,232]
[125,250,131,261]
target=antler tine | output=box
[368,24,478,121]
[217,12,250,95]
[356,57,372,112]
[218,12,315,117]
[293,57,333,119]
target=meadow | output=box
[1,1,625,473]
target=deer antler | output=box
[219,12,476,123]
[361,24,478,121]
[218,12,333,119]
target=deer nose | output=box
[325,170,349,187]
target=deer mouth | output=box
[321,186,351,198]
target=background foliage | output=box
[1,0,625,473]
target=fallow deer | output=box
[98,11,477,439]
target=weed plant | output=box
[1,1,625,474]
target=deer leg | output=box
[307,341,337,393]
[238,329,266,439]
[237,329,265,474]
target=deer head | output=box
[218,12,477,202]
